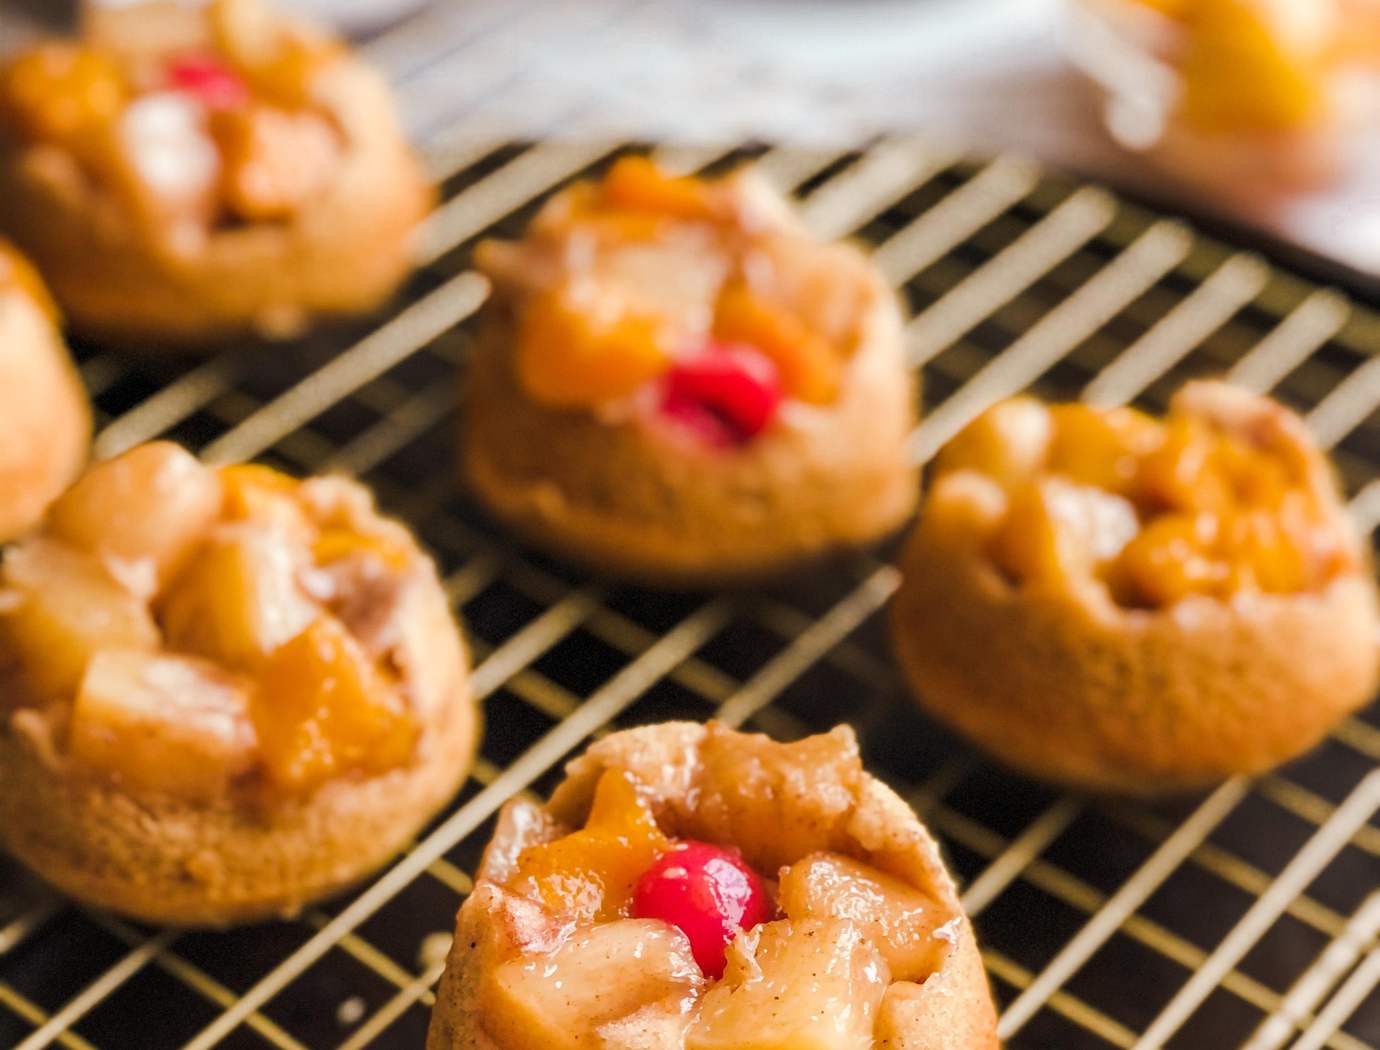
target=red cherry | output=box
[167,54,250,110]
[659,344,781,447]
[631,841,770,979]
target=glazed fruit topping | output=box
[509,768,669,924]
[688,917,889,1050]
[935,392,1351,606]
[631,840,771,978]
[166,53,251,110]
[659,346,782,448]
[0,44,126,148]
[497,159,860,427]
[600,155,723,222]
[517,283,671,407]
[0,443,428,800]
[210,102,340,221]
[712,283,841,406]
[1178,0,1332,132]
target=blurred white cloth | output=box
[366,0,1379,280]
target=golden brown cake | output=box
[462,157,918,586]
[0,240,90,542]
[427,721,998,1050]
[0,443,477,924]
[892,381,1380,793]
[0,0,433,348]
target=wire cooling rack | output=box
[0,129,1379,1050]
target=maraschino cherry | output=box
[167,54,250,110]
[659,344,781,448]
[631,840,770,979]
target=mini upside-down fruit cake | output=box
[427,722,998,1050]
[1135,0,1380,194]
[0,442,477,925]
[892,380,1379,793]
[0,0,432,347]
[462,156,918,585]
[0,238,89,542]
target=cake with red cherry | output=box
[462,157,918,585]
[0,0,432,347]
[0,442,477,924]
[892,381,1379,793]
[427,721,998,1050]
[0,239,90,542]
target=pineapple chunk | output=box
[1045,403,1158,496]
[219,463,312,540]
[933,397,1052,489]
[516,281,671,407]
[712,283,840,406]
[210,103,340,222]
[989,478,1140,588]
[508,769,669,923]
[47,442,222,592]
[482,919,703,1050]
[0,43,126,149]
[160,524,317,671]
[778,852,945,982]
[0,539,158,699]
[687,918,889,1050]
[694,724,861,873]
[1117,513,1229,605]
[68,649,256,801]
[600,156,720,221]
[251,618,415,793]
[1179,0,1330,132]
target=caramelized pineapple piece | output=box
[251,617,415,793]
[694,724,862,873]
[712,283,841,406]
[1116,513,1228,605]
[1046,403,1158,496]
[312,527,411,572]
[482,919,702,1050]
[1179,0,1331,132]
[1136,417,1234,514]
[69,649,256,800]
[208,0,341,108]
[159,525,317,671]
[989,478,1139,587]
[47,442,222,591]
[1227,510,1311,594]
[600,156,720,221]
[516,283,671,407]
[687,918,890,1050]
[778,852,945,982]
[933,397,1052,488]
[210,103,340,222]
[0,540,158,699]
[509,768,668,923]
[219,463,312,538]
[0,43,126,148]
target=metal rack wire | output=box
[0,128,1378,1050]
